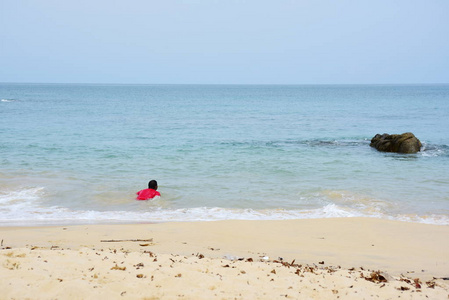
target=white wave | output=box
[0,200,447,226]
[0,187,447,225]
[0,187,45,205]
[0,187,60,217]
[421,149,446,157]
[392,214,449,225]
[1,99,14,102]
[420,142,448,157]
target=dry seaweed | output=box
[414,278,422,289]
[134,263,144,269]
[426,280,436,289]
[364,271,388,283]
[400,277,411,284]
[304,266,316,274]
[111,264,126,271]
[273,259,301,269]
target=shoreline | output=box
[2,212,449,228]
[1,218,448,299]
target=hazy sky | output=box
[1,0,448,84]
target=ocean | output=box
[1,83,448,226]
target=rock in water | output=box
[370,132,422,153]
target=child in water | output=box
[136,180,160,200]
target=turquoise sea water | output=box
[1,83,448,225]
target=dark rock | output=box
[370,132,422,153]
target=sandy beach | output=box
[1,218,448,299]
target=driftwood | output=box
[100,239,153,243]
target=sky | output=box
[1,0,448,84]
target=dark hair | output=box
[148,180,158,190]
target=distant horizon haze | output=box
[1,1,448,85]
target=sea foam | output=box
[1,195,448,226]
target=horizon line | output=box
[1,81,448,86]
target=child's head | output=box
[148,180,158,190]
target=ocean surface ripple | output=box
[1,83,448,225]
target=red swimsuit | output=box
[136,189,160,200]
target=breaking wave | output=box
[0,188,447,226]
